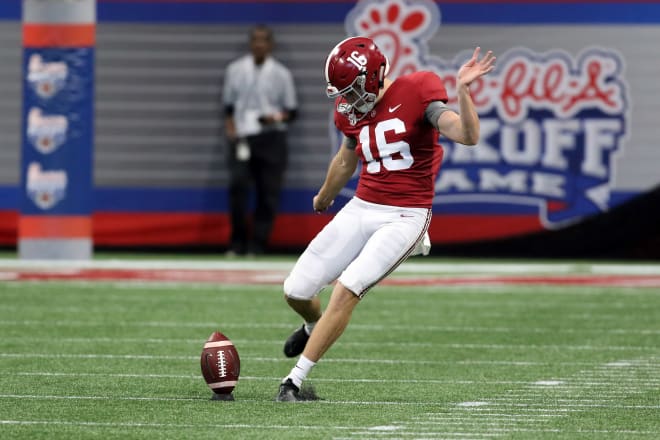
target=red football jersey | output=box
[335,71,447,208]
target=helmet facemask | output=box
[326,73,377,118]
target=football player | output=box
[276,36,495,401]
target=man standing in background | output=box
[222,25,297,255]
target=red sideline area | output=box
[2,267,660,287]
[0,212,542,246]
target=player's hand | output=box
[457,47,495,87]
[313,194,334,213]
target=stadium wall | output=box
[0,0,659,257]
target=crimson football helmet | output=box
[324,36,389,122]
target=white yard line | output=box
[1,319,658,337]
[1,335,656,351]
[1,394,657,410]
[3,352,651,367]
[1,258,660,275]
[0,259,296,271]
[7,371,631,386]
[0,419,358,431]
[0,395,452,406]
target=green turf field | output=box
[0,264,658,439]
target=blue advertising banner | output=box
[22,48,94,215]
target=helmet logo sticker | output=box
[348,51,368,70]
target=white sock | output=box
[285,355,316,389]
[303,320,317,335]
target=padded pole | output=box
[19,0,96,260]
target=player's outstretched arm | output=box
[437,47,496,146]
[313,138,359,213]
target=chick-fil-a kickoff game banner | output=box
[332,0,629,242]
[20,0,95,259]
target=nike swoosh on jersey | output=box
[388,104,402,112]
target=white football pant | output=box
[284,197,431,299]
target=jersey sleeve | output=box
[417,71,448,106]
[425,101,451,129]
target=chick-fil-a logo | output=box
[27,108,69,154]
[26,54,68,99]
[26,162,67,210]
[331,0,629,229]
[436,49,626,123]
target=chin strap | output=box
[378,59,389,88]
